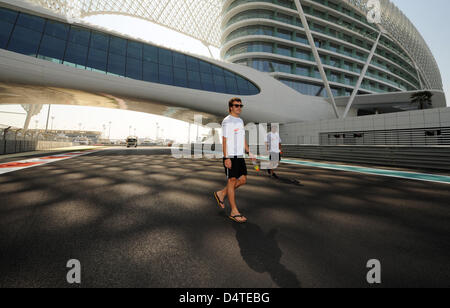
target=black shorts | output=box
[223,157,247,179]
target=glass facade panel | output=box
[211,65,224,76]
[159,64,173,85]
[109,36,127,56]
[16,13,45,32]
[248,82,259,94]
[295,65,309,76]
[7,26,42,56]
[296,49,310,61]
[213,74,227,93]
[295,34,308,45]
[108,53,126,76]
[236,76,249,94]
[68,26,90,46]
[143,44,158,62]
[276,13,292,25]
[173,52,186,68]
[225,77,238,93]
[159,48,173,66]
[86,48,107,72]
[126,57,142,80]
[251,59,270,72]
[0,7,259,95]
[0,7,18,23]
[38,35,66,63]
[44,20,69,40]
[276,29,291,40]
[280,79,326,96]
[186,56,200,72]
[187,70,202,90]
[143,61,158,83]
[199,61,212,74]
[276,45,291,57]
[63,43,88,67]
[90,32,109,52]
[225,25,274,43]
[201,72,215,92]
[173,67,188,87]
[226,10,273,28]
[127,41,142,60]
[0,20,14,49]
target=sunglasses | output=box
[232,104,244,108]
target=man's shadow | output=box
[232,222,301,288]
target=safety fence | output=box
[1,128,73,155]
[281,145,450,171]
[319,127,450,146]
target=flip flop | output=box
[229,215,247,224]
[214,192,225,209]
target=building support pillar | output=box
[293,0,340,119]
[343,31,382,118]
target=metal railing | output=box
[281,145,450,171]
[1,128,73,155]
[319,127,450,147]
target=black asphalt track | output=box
[0,148,449,287]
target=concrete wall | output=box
[1,140,73,155]
[281,145,450,171]
[36,141,73,151]
[280,107,450,145]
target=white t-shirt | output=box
[267,132,282,153]
[222,115,245,157]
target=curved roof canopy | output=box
[24,0,442,90]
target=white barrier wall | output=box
[280,107,450,145]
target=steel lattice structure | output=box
[26,0,223,46]
[24,0,442,90]
[345,0,442,90]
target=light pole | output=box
[45,104,51,132]
[188,123,191,144]
[51,116,55,131]
[196,124,199,143]
[156,122,159,140]
[108,121,112,139]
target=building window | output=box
[0,7,259,96]
[37,35,66,63]
[7,25,43,57]
[276,45,292,57]
[276,28,292,40]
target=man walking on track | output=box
[266,124,282,179]
[214,98,255,224]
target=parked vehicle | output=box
[126,136,138,148]
[73,137,90,145]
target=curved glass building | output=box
[221,0,443,98]
[0,6,259,96]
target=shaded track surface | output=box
[0,148,449,288]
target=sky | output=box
[0,0,448,140]
[391,0,450,105]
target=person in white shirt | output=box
[266,125,282,179]
[214,98,255,224]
